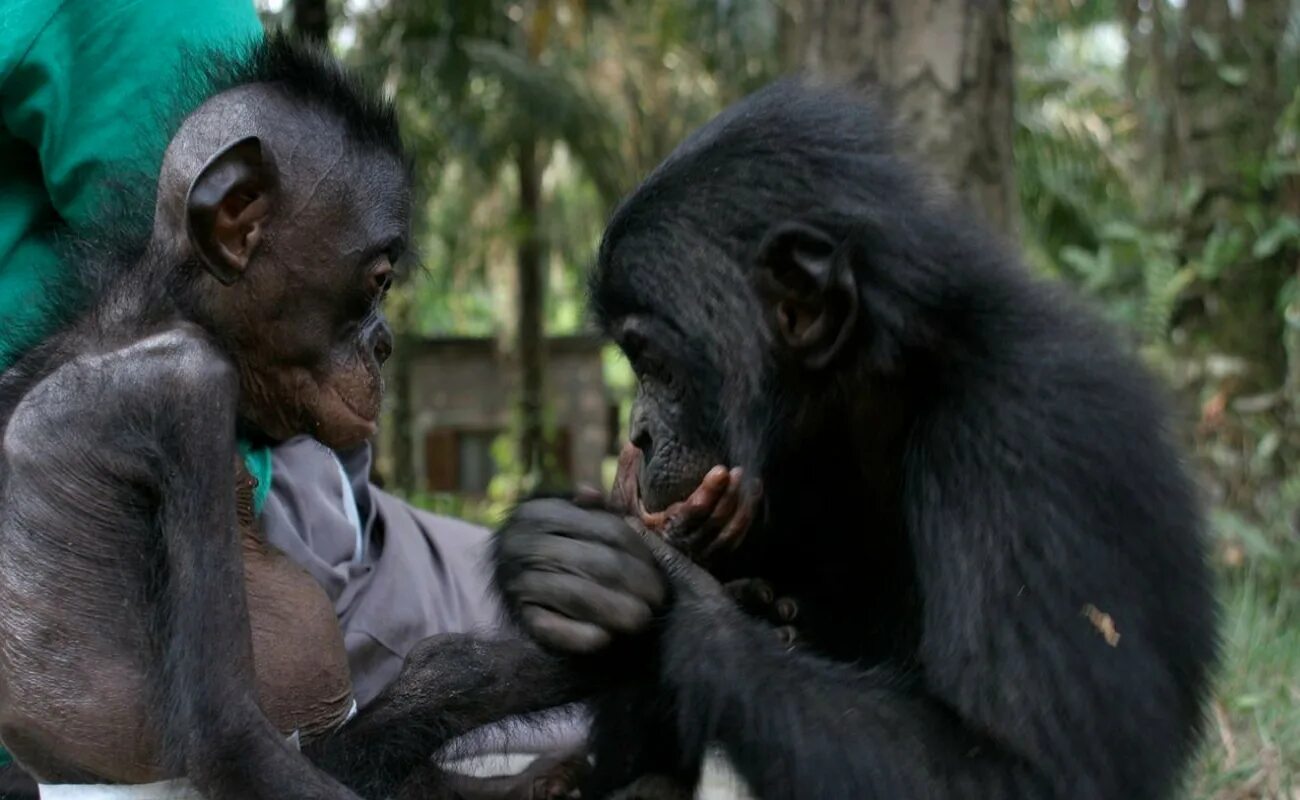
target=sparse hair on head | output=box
[172,29,404,159]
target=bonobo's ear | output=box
[186,136,277,285]
[754,221,859,370]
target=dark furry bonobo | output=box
[494,80,1218,799]
[0,35,583,800]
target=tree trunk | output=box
[515,137,548,485]
[784,0,1018,240]
[1170,0,1287,210]
[292,0,330,45]
[1167,0,1290,381]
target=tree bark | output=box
[292,0,330,45]
[1170,0,1288,209]
[784,0,1019,240]
[515,137,548,484]
[1168,0,1290,380]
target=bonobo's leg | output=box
[308,634,592,800]
[6,330,358,798]
[132,332,361,799]
[582,681,700,800]
[1,330,359,797]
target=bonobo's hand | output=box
[495,499,667,655]
[611,443,760,566]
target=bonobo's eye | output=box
[614,317,677,388]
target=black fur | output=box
[500,79,1219,799]
[183,30,403,158]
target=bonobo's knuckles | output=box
[495,499,667,655]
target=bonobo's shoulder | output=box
[25,322,232,406]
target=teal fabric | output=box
[0,0,264,371]
[0,0,264,771]
[238,439,274,515]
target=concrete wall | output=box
[388,335,611,492]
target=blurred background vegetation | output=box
[257,1,1300,795]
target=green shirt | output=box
[0,0,265,370]
[0,0,273,497]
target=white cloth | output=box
[38,778,204,800]
[36,703,356,800]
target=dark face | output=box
[613,315,726,513]
[596,210,860,515]
[180,119,410,449]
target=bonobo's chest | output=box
[236,457,356,742]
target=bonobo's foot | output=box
[724,578,801,649]
[611,443,761,566]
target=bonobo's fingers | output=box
[641,465,729,532]
[697,467,759,561]
[775,625,799,649]
[495,499,668,654]
[611,444,759,565]
[511,570,656,636]
[633,525,726,603]
[519,605,612,655]
[573,484,606,509]
[723,578,801,637]
[775,596,799,623]
[505,531,664,603]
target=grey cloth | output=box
[260,436,503,708]
[259,436,586,756]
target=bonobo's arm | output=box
[496,503,1048,799]
[113,330,359,799]
[500,470,1196,800]
[637,535,1050,800]
[307,634,591,800]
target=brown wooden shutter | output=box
[425,428,458,492]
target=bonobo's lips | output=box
[612,443,655,517]
[612,442,705,516]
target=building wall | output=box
[390,336,611,492]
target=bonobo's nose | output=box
[368,322,394,366]
[629,402,653,459]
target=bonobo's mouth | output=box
[611,442,705,517]
[612,443,652,516]
[610,440,761,561]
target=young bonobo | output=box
[494,80,1218,799]
[0,35,581,800]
